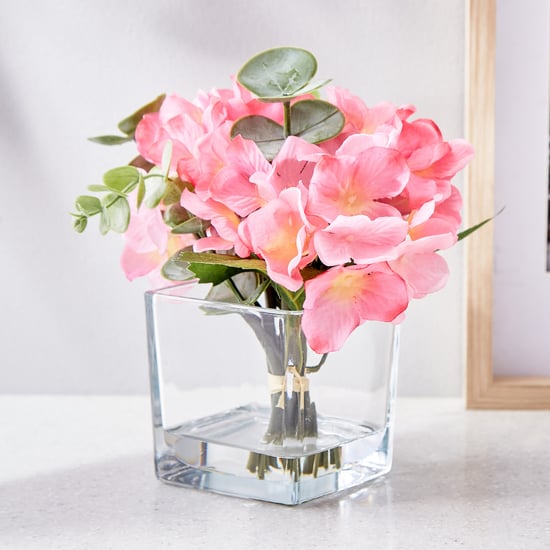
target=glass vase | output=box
[145,282,399,505]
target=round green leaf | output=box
[290,100,345,144]
[105,196,130,233]
[231,115,285,161]
[73,216,88,233]
[75,195,102,216]
[103,166,140,193]
[237,47,317,100]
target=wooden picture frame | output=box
[465,0,550,408]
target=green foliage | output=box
[233,48,343,160]
[89,94,166,145]
[237,47,328,101]
[231,99,344,160]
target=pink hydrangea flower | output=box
[302,263,409,353]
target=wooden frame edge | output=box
[465,0,550,409]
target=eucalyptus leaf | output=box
[171,216,209,234]
[163,179,189,205]
[237,47,317,100]
[73,216,88,233]
[291,100,345,144]
[103,166,140,193]
[161,140,173,178]
[163,203,190,228]
[231,115,285,161]
[136,174,146,209]
[88,135,133,146]
[99,209,110,235]
[105,196,130,233]
[75,195,102,216]
[87,184,109,192]
[117,94,166,138]
[143,169,166,208]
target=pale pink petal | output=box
[238,187,314,291]
[302,264,409,353]
[389,252,449,299]
[313,215,408,266]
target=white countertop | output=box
[1,396,549,549]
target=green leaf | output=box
[174,250,268,274]
[88,135,133,146]
[163,179,187,205]
[161,247,195,281]
[143,169,166,208]
[73,215,88,233]
[290,100,345,144]
[171,216,209,234]
[87,184,109,192]
[105,196,130,233]
[457,207,503,241]
[231,115,285,161]
[75,195,102,216]
[99,209,110,235]
[237,47,318,100]
[163,204,190,228]
[103,166,140,193]
[136,174,146,209]
[161,140,173,178]
[188,263,242,286]
[117,94,166,138]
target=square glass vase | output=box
[145,282,399,505]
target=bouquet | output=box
[73,47,478,479]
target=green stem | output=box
[283,101,291,138]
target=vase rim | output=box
[145,281,305,316]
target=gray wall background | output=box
[0,0,466,395]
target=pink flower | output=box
[180,189,249,257]
[308,145,410,221]
[120,199,194,285]
[302,263,409,353]
[313,214,408,266]
[238,187,316,291]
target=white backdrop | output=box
[0,0,466,395]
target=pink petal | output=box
[313,215,408,266]
[302,264,409,353]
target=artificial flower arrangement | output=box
[73,46,474,355]
[72,47,483,492]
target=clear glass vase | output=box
[145,282,399,505]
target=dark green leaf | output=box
[171,216,210,234]
[163,204,190,228]
[117,94,166,138]
[174,250,268,274]
[290,100,345,144]
[103,166,140,193]
[73,216,88,233]
[188,263,242,285]
[163,179,189,205]
[88,135,133,146]
[231,115,285,161]
[237,47,317,100]
[457,207,503,241]
[105,196,130,233]
[75,195,102,216]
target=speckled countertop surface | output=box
[1,396,549,549]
